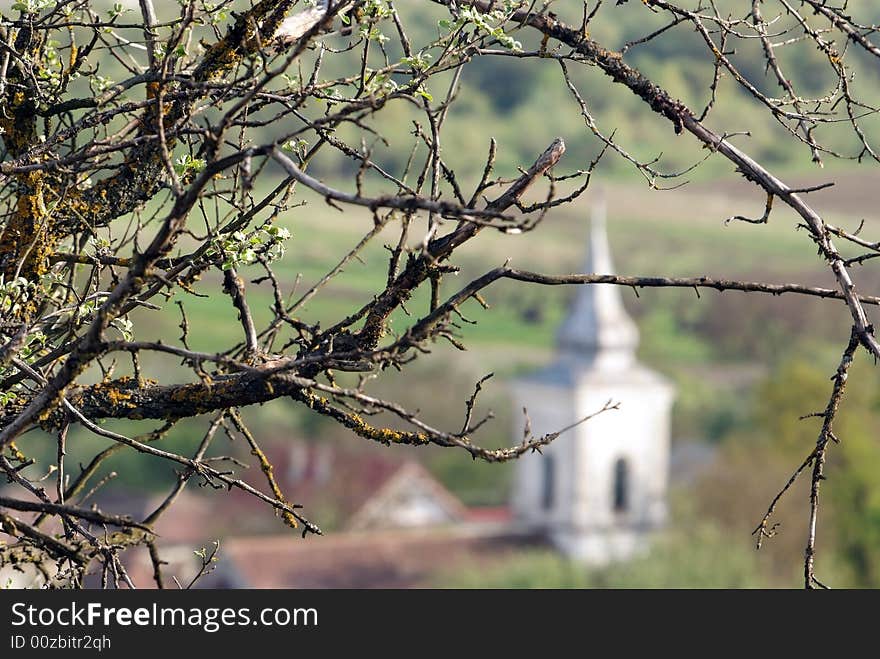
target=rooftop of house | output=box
[120,526,543,589]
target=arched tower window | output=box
[541,455,556,511]
[612,458,630,513]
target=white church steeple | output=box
[510,194,676,565]
[556,196,639,370]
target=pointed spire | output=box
[556,191,639,370]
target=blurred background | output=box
[84,178,878,589]
[5,0,880,588]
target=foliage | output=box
[436,522,768,588]
[0,0,879,590]
[700,352,880,587]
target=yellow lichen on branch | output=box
[228,409,298,530]
[0,169,53,313]
[301,391,430,447]
[0,71,54,297]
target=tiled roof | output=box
[208,527,543,588]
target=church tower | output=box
[510,199,675,564]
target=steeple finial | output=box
[555,191,639,370]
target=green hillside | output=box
[293,1,880,183]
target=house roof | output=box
[212,441,477,535]
[345,460,469,531]
[204,527,544,588]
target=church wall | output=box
[510,379,577,530]
[573,380,673,533]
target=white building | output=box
[511,202,675,564]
